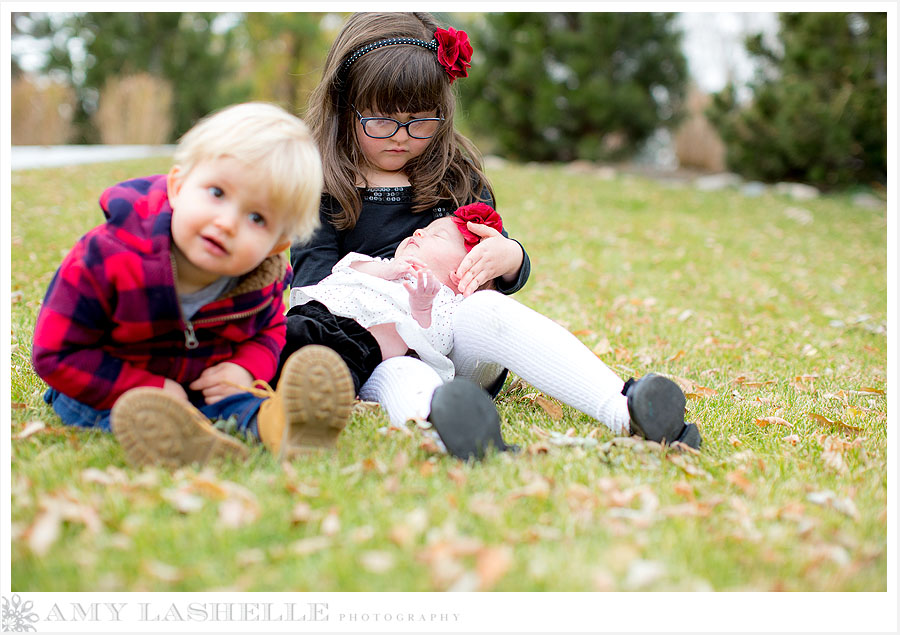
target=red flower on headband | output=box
[451,202,503,252]
[434,28,473,83]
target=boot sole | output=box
[626,374,687,444]
[279,345,355,458]
[429,379,511,460]
[111,387,249,468]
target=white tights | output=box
[359,290,631,434]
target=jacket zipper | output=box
[170,253,274,349]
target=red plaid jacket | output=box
[32,174,291,410]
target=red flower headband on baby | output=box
[451,203,504,252]
[339,28,473,84]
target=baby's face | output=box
[395,216,468,291]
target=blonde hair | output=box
[305,12,493,230]
[174,102,323,242]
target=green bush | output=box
[707,12,887,189]
[458,13,688,162]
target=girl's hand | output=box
[454,222,525,296]
[404,269,441,328]
[189,362,255,405]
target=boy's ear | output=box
[269,238,292,256]
[166,165,184,200]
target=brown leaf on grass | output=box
[447,466,467,485]
[290,535,331,556]
[754,416,793,429]
[11,402,26,410]
[14,420,46,439]
[672,480,695,500]
[419,439,442,455]
[162,487,205,514]
[685,385,717,399]
[475,545,513,590]
[731,376,777,389]
[391,451,410,471]
[290,502,313,524]
[728,435,742,447]
[665,349,686,363]
[782,434,801,446]
[143,560,182,583]
[614,346,632,363]
[219,496,260,529]
[726,469,755,495]
[666,454,712,479]
[526,442,551,455]
[592,337,612,356]
[534,396,564,420]
[389,508,428,547]
[352,400,381,414]
[24,509,62,556]
[666,375,696,394]
[853,386,885,395]
[508,475,552,500]
[320,508,341,536]
[807,490,859,520]
[807,412,863,435]
[791,374,818,392]
[24,492,104,555]
[359,550,395,573]
[81,466,130,486]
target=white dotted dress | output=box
[290,253,463,381]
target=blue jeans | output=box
[43,388,264,440]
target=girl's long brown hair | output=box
[304,12,493,230]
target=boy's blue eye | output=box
[249,212,266,226]
[208,186,224,198]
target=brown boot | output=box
[257,345,354,459]
[111,387,249,468]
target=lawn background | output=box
[6,157,891,623]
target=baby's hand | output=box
[454,222,524,296]
[352,257,427,281]
[404,269,441,328]
[189,362,254,405]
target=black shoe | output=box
[622,374,701,449]
[428,378,517,460]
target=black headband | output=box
[339,37,438,82]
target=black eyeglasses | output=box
[353,106,444,139]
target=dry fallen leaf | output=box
[359,550,395,573]
[508,475,552,500]
[320,508,341,536]
[534,396,563,420]
[726,470,755,495]
[290,536,331,556]
[14,420,46,439]
[754,416,793,429]
[807,412,863,435]
[686,385,717,399]
[782,434,801,446]
[475,546,513,590]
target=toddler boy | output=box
[32,102,355,467]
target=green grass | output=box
[9,157,887,592]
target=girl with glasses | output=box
[281,12,700,454]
